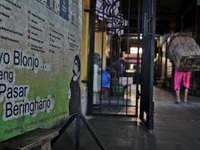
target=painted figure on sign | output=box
[67,55,81,115]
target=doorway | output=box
[87,0,156,129]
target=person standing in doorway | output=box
[174,67,191,103]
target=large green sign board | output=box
[0,0,82,141]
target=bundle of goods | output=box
[168,32,200,71]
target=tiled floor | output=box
[52,86,200,150]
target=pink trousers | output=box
[174,67,191,90]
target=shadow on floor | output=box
[52,86,200,150]
[52,116,157,150]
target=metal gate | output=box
[86,0,141,117]
[87,0,156,127]
[140,0,156,129]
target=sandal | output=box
[175,101,180,104]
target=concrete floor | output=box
[52,86,200,150]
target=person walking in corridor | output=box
[174,67,191,103]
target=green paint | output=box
[0,0,82,142]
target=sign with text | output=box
[0,0,82,141]
[119,77,133,86]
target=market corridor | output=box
[52,86,200,150]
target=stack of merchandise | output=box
[168,32,200,71]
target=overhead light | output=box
[130,47,142,54]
